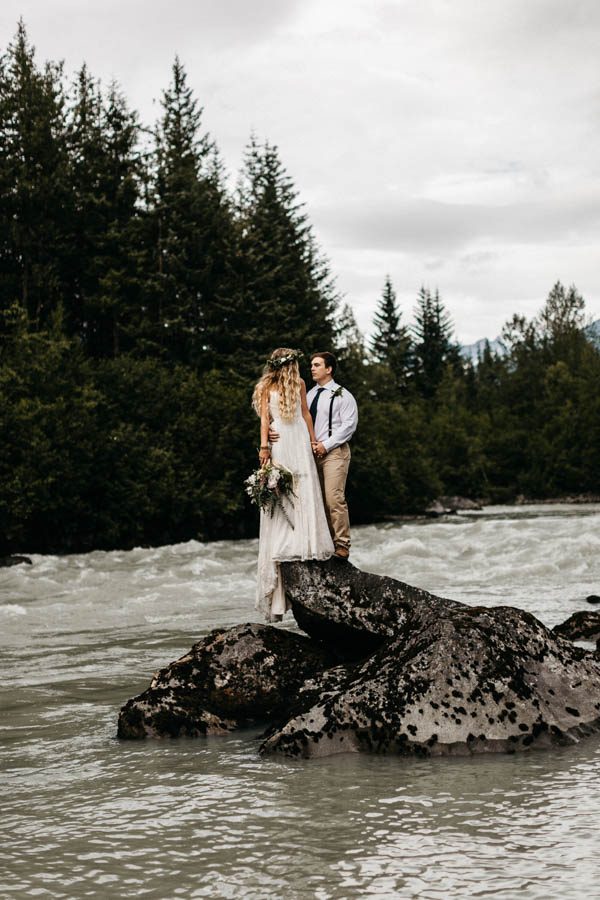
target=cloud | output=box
[314,189,600,255]
[2,0,599,342]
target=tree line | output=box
[1,22,599,555]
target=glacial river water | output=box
[2,504,600,899]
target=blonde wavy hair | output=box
[252,348,302,423]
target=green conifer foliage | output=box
[538,281,585,342]
[411,287,460,398]
[2,21,600,552]
[146,57,234,367]
[335,303,367,390]
[64,71,144,356]
[370,275,411,387]
[63,64,105,341]
[0,21,70,326]
[371,275,401,359]
[93,82,145,357]
[232,137,338,376]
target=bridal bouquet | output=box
[244,462,296,528]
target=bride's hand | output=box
[259,447,271,465]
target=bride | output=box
[252,348,334,621]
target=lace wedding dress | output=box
[256,390,334,621]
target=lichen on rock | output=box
[117,623,332,739]
[259,562,600,758]
[117,560,600,760]
[553,610,600,646]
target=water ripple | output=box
[2,505,600,897]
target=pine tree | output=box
[536,281,589,370]
[63,64,105,342]
[231,136,338,375]
[146,57,234,367]
[538,281,585,341]
[411,287,460,398]
[370,275,411,385]
[63,72,144,357]
[94,82,145,357]
[334,302,366,392]
[371,276,399,360]
[0,20,70,326]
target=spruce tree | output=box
[536,281,589,368]
[0,20,70,326]
[334,302,366,393]
[370,275,411,385]
[63,64,105,342]
[231,136,338,375]
[64,72,144,357]
[411,287,460,398]
[538,281,585,341]
[94,82,145,357]
[146,57,233,367]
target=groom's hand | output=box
[314,441,327,458]
[268,428,280,443]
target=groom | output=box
[271,351,358,559]
[307,352,358,559]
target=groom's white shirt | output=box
[306,380,358,453]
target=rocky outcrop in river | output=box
[118,560,600,758]
[118,623,332,738]
[552,610,600,648]
[0,555,32,567]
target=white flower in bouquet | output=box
[244,462,297,529]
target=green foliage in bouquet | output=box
[245,463,296,528]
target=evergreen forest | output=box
[2,23,599,555]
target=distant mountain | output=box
[585,319,600,348]
[459,336,506,365]
[461,318,600,363]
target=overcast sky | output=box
[3,0,600,343]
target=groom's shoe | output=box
[334,545,350,560]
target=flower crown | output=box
[266,349,304,371]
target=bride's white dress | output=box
[256,390,334,621]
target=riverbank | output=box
[4,493,600,562]
[515,493,600,505]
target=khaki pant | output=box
[316,442,351,549]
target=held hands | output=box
[267,426,325,458]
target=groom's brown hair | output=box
[311,351,337,375]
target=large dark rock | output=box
[553,610,600,644]
[117,561,600,760]
[259,562,600,758]
[118,623,331,739]
[280,558,458,658]
[0,555,32,567]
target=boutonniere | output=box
[331,386,344,398]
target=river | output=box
[2,504,600,898]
